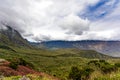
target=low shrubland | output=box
[68,66,94,80]
[0,75,53,80]
[8,58,34,70]
[0,47,120,80]
[68,60,120,80]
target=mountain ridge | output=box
[0,25,32,48]
[33,40,120,57]
[0,24,119,57]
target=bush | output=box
[19,58,28,66]
[88,60,118,74]
[115,63,120,67]
[83,68,94,79]
[19,58,35,69]
[99,60,105,62]
[68,66,94,80]
[88,60,100,67]
[69,66,81,80]
[9,58,35,69]
[9,61,19,70]
[100,64,117,74]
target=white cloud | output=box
[0,0,120,41]
[87,1,120,40]
[59,14,90,35]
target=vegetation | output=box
[0,75,53,80]
[68,60,120,80]
[88,60,118,74]
[9,58,34,70]
[1,23,120,80]
[0,46,120,80]
[0,45,15,52]
[69,66,94,80]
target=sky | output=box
[0,0,120,42]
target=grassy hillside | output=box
[1,22,120,80]
[1,75,56,80]
[0,25,32,48]
[54,49,113,59]
[0,46,120,80]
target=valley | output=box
[0,46,120,80]
[0,26,120,80]
[0,0,120,80]
[38,40,120,57]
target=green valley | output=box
[0,25,120,80]
[0,45,120,80]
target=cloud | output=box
[33,34,52,42]
[0,23,7,30]
[0,0,30,34]
[81,0,119,20]
[59,14,90,35]
[0,0,120,41]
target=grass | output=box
[0,46,120,80]
[3,74,52,80]
[94,71,120,80]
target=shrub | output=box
[115,63,120,67]
[69,66,81,80]
[19,58,28,66]
[68,66,94,80]
[100,64,117,74]
[82,68,94,79]
[88,60,98,65]
[19,58,35,69]
[88,60,118,74]
[9,58,35,69]
[9,61,19,70]
[99,60,105,63]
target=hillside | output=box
[0,25,120,80]
[0,25,31,47]
[0,46,117,80]
[54,49,114,59]
[0,59,58,80]
[37,40,120,57]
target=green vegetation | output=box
[88,60,118,74]
[2,75,53,80]
[69,66,94,80]
[1,26,120,80]
[9,58,34,70]
[55,49,113,59]
[0,45,15,52]
[0,46,120,80]
[68,60,120,80]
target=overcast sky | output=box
[0,0,120,42]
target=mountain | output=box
[0,25,31,47]
[36,40,120,57]
[0,24,118,57]
[0,25,119,80]
[55,49,114,59]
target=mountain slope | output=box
[0,47,116,80]
[0,25,31,47]
[55,49,114,59]
[0,59,59,80]
[38,40,120,57]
